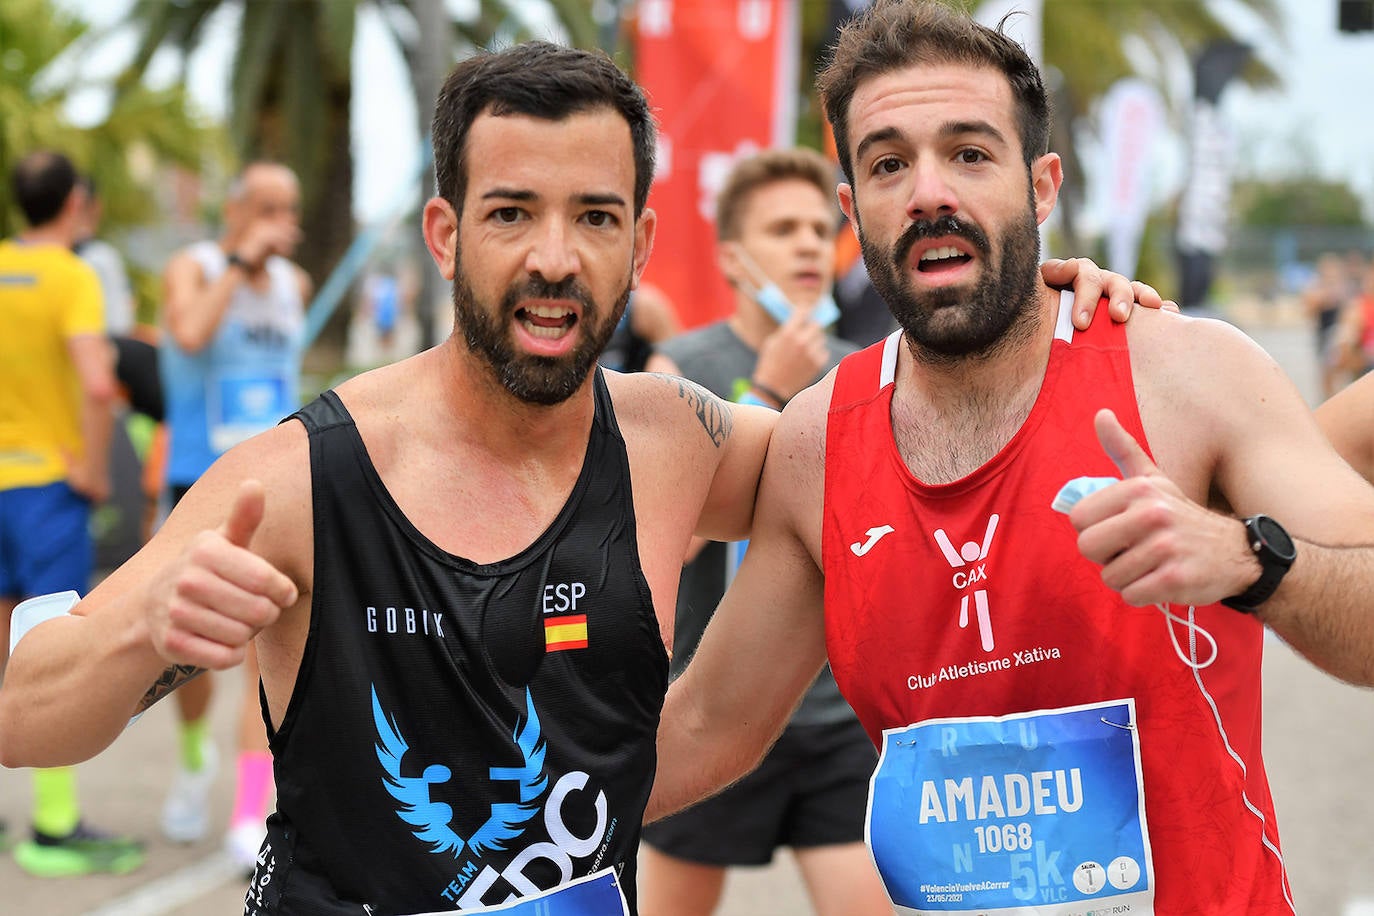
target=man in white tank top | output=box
[155,163,311,869]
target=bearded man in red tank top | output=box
[649,4,1374,915]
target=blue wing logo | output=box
[372,685,548,860]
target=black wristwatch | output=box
[1221,515,1296,613]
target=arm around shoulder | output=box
[626,370,777,543]
[0,424,310,768]
[647,382,831,820]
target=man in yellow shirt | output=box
[0,150,143,876]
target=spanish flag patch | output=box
[544,614,588,652]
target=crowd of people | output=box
[2,2,1374,914]
[0,153,307,877]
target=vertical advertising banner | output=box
[636,0,799,329]
[1095,78,1165,279]
[1176,40,1251,310]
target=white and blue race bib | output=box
[411,868,629,915]
[867,700,1154,915]
[209,371,292,454]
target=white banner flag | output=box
[1095,78,1165,277]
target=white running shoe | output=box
[225,820,267,875]
[160,741,218,843]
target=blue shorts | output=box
[0,482,93,599]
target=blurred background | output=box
[2,2,1373,913]
[4,0,1371,361]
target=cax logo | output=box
[932,514,999,652]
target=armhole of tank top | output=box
[1054,289,1076,343]
[265,396,344,754]
[595,369,669,670]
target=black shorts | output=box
[643,717,876,866]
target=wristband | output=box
[9,590,80,657]
[749,380,788,408]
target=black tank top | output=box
[246,371,668,916]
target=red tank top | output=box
[822,298,1292,914]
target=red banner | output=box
[635,0,799,329]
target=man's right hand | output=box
[752,311,829,404]
[235,220,301,269]
[148,480,298,670]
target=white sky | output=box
[50,0,1374,225]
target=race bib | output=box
[867,700,1154,915]
[209,371,292,454]
[409,869,628,915]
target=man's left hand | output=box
[1040,258,1179,330]
[1068,409,1259,608]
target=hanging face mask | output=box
[732,246,841,328]
[1051,476,1218,671]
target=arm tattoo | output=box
[654,374,733,447]
[135,664,207,714]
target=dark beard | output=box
[859,207,1042,366]
[451,265,630,406]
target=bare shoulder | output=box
[770,369,834,479]
[1127,309,1303,477]
[606,369,736,450]
[1126,308,1300,432]
[1126,307,1277,382]
[759,368,833,544]
[608,369,778,544]
[159,422,313,584]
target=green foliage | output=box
[1042,0,1281,131]
[0,0,87,235]
[1234,177,1369,228]
[0,0,216,238]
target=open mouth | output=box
[516,304,577,340]
[917,245,974,273]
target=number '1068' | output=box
[974,822,1033,853]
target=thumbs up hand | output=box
[148,480,300,670]
[1067,409,1260,608]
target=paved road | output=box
[3,319,1372,915]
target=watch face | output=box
[1254,515,1296,561]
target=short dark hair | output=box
[715,148,837,242]
[817,0,1051,185]
[11,151,79,227]
[432,42,656,217]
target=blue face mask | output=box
[753,283,841,329]
[735,248,840,329]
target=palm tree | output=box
[1040,0,1282,250]
[0,0,211,239]
[798,0,1282,250]
[118,0,599,348]
[120,0,360,305]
